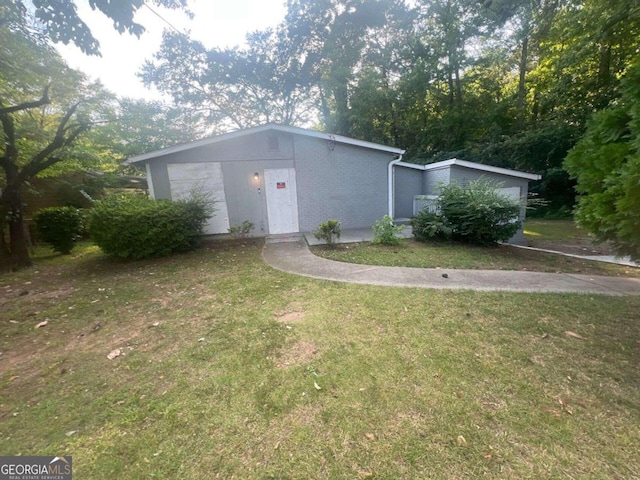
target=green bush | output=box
[313,219,341,247]
[88,193,213,259]
[412,181,522,246]
[228,220,254,238]
[410,210,452,241]
[34,206,83,254]
[564,56,640,260]
[372,215,405,246]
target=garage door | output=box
[496,186,521,202]
[167,162,230,234]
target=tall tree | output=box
[564,55,640,260]
[284,0,391,134]
[347,1,417,146]
[0,0,186,271]
[141,29,318,131]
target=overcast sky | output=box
[55,0,287,101]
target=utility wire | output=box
[143,1,183,35]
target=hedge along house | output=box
[393,159,542,244]
[126,124,405,236]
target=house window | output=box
[268,135,280,152]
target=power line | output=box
[143,2,182,35]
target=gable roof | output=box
[126,123,405,164]
[396,158,541,181]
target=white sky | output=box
[55,0,287,101]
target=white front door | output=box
[264,168,299,234]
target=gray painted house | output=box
[127,124,541,243]
[127,124,404,236]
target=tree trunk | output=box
[454,65,463,108]
[318,87,332,131]
[332,81,351,136]
[0,191,32,272]
[596,41,612,108]
[517,35,529,125]
[447,69,455,107]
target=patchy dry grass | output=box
[1,240,640,478]
[311,239,640,278]
[312,219,639,278]
[524,219,621,256]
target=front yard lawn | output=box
[311,239,640,278]
[1,241,639,478]
[524,218,620,256]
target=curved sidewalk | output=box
[262,240,640,296]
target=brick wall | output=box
[394,167,423,218]
[293,136,394,231]
[424,166,450,195]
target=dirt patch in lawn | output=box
[276,311,305,323]
[275,340,318,368]
[274,304,306,323]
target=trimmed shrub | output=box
[34,206,83,254]
[410,210,452,242]
[313,219,341,247]
[412,181,522,246]
[88,193,213,259]
[372,215,405,246]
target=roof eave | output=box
[125,124,404,164]
[395,159,541,181]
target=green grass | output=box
[311,239,640,278]
[523,219,584,241]
[1,241,640,478]
[523,218,624,259]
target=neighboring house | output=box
[126,124,541,243]
[394,159,541,244]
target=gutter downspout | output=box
[388,154,403,219]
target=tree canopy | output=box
[0,0,195,271]
[565,56,640,260]
[7,0,189,55]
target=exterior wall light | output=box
[254,172,260,181]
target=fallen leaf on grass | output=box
[365,433,375,441]
[107,349,122,360]
[65,430,77,437]
[457,435,467,446]
[558,399,573,415]
[358,470,373,477]
[34,320,48,329]
[565,331,584,340]
[313,381,322,390]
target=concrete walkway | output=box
[262,240,640,296]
